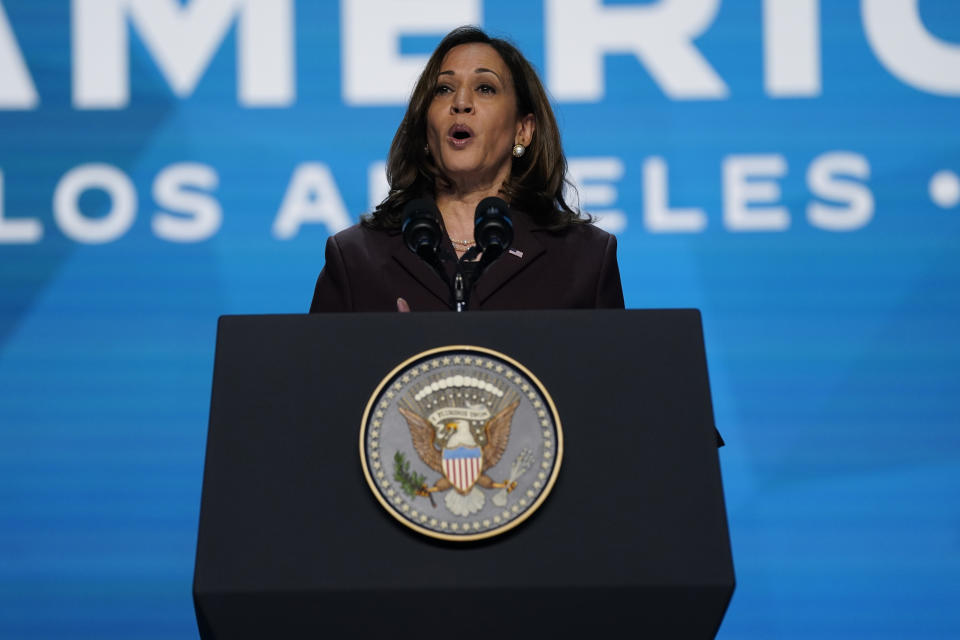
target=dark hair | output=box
[363,26,586,230]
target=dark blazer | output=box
[309,212,624,312]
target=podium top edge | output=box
[217,308,703,322]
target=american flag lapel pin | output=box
[508,248,524,258]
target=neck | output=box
[435,192,488,239]
[435,176,508,243]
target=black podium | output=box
[193,310,734,638]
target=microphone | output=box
[402,198,442,262]
[473,197,513,260]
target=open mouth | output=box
[448,124,474,145]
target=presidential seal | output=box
[359,346,563,541]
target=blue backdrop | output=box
[1,1,958,637]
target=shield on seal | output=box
[442,446,483,493]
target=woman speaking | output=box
[309,26,624,312]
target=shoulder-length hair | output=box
[363,26,585,230]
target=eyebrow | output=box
[437,67,503,82]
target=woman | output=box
[309,26,624,312]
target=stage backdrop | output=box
[1,1,958,638]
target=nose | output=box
[452,87,473,114]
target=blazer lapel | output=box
[471,213,545,306]
[388,232,453,308]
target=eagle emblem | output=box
[360,346,563,541]
[398,398,520,516]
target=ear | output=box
[515,113,535,147]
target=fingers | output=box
[397,297,411,313]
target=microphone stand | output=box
[453,272,466,312]
[451,246,479,312]
[451,246,485,312]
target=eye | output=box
[477,84,496,95]
[434,84,453,96]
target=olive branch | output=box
[393,451,427,497]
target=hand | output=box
[397,297,411,313]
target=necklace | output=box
[449,235,475,247]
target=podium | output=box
[193,310,734,638]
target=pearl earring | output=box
[512,143,526,158]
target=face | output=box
[426,43,534,192]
